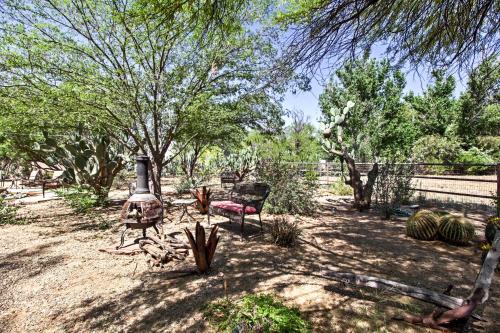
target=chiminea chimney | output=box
[135,154,150,194]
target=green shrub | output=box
[438,215,475,245]
[204,294,311,333]
[330,177,352,196]
[174,176,196,194]
[454,147,494,174]
[0,197,20,225]
[485,216,500,243]
[257,159,317,216]
[374,162,415,218]
[412,135,461,165]
[406,210,440,241]
[269,216,302,247]
[56,186,107,214]
[477,136,500,160]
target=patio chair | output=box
[208,182,270,236]
[20,170,41,188]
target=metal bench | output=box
[208,182,270,236]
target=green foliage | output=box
[412,135,461,164]
[220,146,258,181]
[438,215,475,245]
[56,186,107,214]
[485,217,500,244]
[204,294,311,333]
[406,71,458,137]
[35,131,128,200]
[454,147,495,174]
[477,136,500,161]
[374,162,415,218]
[457,56,500,145]
[175,176,197,195]
[320,55,416,160]
[406,210,440,241]
[257,159,317,215]
[0,197,20,225]
[269,216,302,247]
[330,177,353,196]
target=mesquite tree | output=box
[320,56,415,211]
[0,0,285,199]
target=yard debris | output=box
[100,232,191,268]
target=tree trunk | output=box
[150,157,163,200]
[344,154,378,211]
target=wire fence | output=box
[285,161,499,213]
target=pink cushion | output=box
[211,201,257,214]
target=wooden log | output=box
[323,271,466,309]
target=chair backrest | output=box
[220,171,237,182]
[29,170,40,180]
[52,170,64,180]
[230,182,270,212]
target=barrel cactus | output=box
[438,215,475,245]
[406,210,440,240]
[485,216,500,243]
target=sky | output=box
[281,44,468,127]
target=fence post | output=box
[496,163,500,217]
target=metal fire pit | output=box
[117,154,163,249]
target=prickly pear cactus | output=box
[485,216,500,244]
[406,210,440,241]
[438,215,475,245]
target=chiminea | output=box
[116,153,163,249]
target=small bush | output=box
[330,177,352,196]
[257,159,317,215]
[0,197,20,225]
[374,162,415,218]
[56,186,107,214]
[175,176,199,195]
[204,294,311,333]
[269,216,302,247]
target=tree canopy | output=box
[276,0,499,72]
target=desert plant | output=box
[184,222,219,274]
[0,197,19,225]
[35,131,129,200]
[330,177,352,196]
[191,186,211,214]
[256,158,317,215]
[220,146,258,182]
[485,216,500,244]
[438,215,475,245]
[374,162,415,218]
[55,185,106,213]
[269,216,302,247]
[203,294,311,333]
[406,210,440,241]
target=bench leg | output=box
[207,206,211,225]
[240,212,245,238]
[259,213,263,232]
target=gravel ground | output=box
[0,187,498,333]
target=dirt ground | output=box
[0,183,499,333]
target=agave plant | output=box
[406,210,440,241]
[438,215,475,245]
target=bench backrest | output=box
[230,182,270,213]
